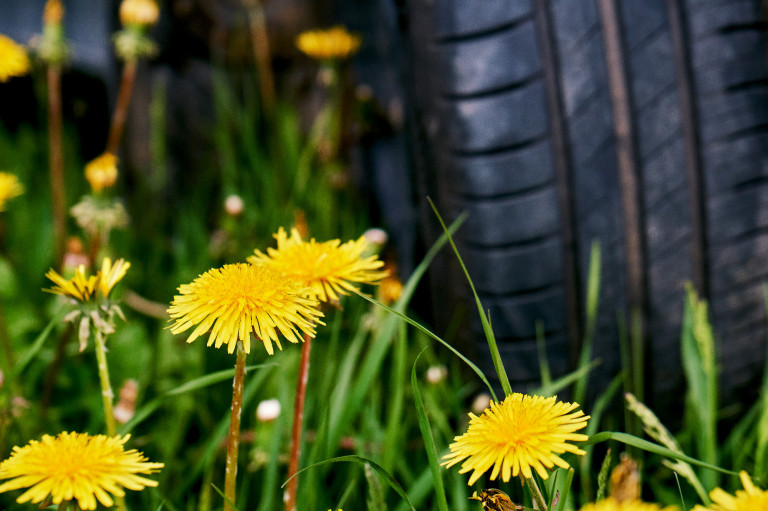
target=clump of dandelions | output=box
[0,431,163,510]
[248,226,387,303]
[442,393,590,485]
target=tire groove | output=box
[598,0,649,395]
[667,0,711,300]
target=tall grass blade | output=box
[411,348,449,511]
[680,285,718,490]
[596,448,612,502]
[427,197,512,396]
[575,241,601,406]
[10,314,60,380]
[536,320,552,388]
[584,432,737,476]
[755,283,768,481]
[281,455,417,511]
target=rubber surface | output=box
[400,0,768,410]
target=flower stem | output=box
[106,59,138,155]
[285,332,312,511]
[525,476,547,511]
[224,341,247,511]
[245,0,275,115]
[93,329,116,437]
[46,64,66,260]
[93,329,125,511]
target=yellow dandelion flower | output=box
[84,152,118,193]
[168,263,324,355]
[579,499,678,511]
[45,264,99,302]
[99,257,131,298]
[579,498,678,511]
[692,471,768,511]
[0,35,29,83]
[120,0,160,26]
[296,26,361,60]
[249,227,387,303]
[0,172,23,211]
[442,393,590,485]
[0,431,163,510]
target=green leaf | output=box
[584,432,737,476]
[10,313,61,380]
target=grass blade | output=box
[281,455,417,511]
[427,197,512,397]
[411,348,449,511]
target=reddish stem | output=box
[285,333,312,511]
[224,342,247,511]
[106,60,138,155]
[47,65,66,260]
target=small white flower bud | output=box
[256,398,281,422]
[224,194,244,216]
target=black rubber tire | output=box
[399,0,768,410]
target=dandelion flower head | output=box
[45,258,130,302]
[0,35,29,82]
[692,471,768,511]
[0,172,23,211]
[580,498,678,511]
[296,26,361,60]
[168,263,324,355]
[0,431,163,510]
[85,152,118,193]
[442,393,590,485]
[120,0,160,26]
[249,227,387,303]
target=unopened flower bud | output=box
[85,152,118,193]
[256,398,281,422]
[425,365,447,384]
[120,0,159,27]
[43,0,65,26]
[224,194,244,216]
[470,393,492,415]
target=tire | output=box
[399,0,768,411]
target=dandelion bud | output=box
[85,152,118,193]
[256,399,281,422]
[120,0,160,27]
[224,194,244,216]
[470,393,492,415]
[425,365,447,385]
[43,0,65,26]
[114,379,139,424]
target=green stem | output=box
[93,329,124,511]
[224,341,247,511]
[525,476,547,511]
[94,329,116,437]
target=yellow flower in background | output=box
[99,258,131,298]
[0,432,163,510]
[442,393,590,485]
[120,0,160,26]
[0,35,29,82]
[45,265,99,302]
[249,227,387,303]
[580,498,678,511]
[84,152,118,193]
[692,471,768,511]
[44,258,130,303]
[0,172,23,211]
[296,26,361,60]
[168,263,324,355]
